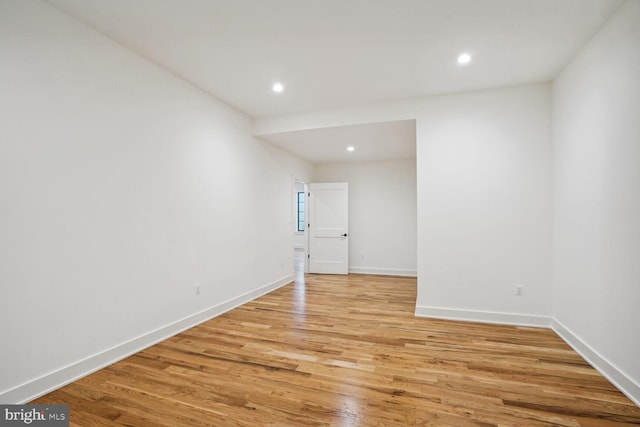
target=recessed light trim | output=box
[272,82,284,93]
[346,146,355,152]
[457,53,472,65]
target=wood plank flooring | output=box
[34,273,640,426]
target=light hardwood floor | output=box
[34,273,640,426]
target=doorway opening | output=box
[293,179,308,274]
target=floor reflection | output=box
[293,248,306,323]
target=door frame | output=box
[293,178,309,273]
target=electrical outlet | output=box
[195,284,201,296]
[360,252,365,259]
[515,285,524,296]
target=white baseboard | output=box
[551,319,640,407]
[1,275,293,404]
[349,266,417,277]
[414,305,551,328]
[5,279,638,410]
[414,307,639,405]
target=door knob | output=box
[341,233,348,237]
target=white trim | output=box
[5,280,638,409]
[551,319,640,407]
[349,266,417,277]
[0,275,293,404]
[413,307,639,404]
[414,305,551,328]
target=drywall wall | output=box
[415,84,553,325]
[314,159,417,276]
[552,0,640,403]
[0,0,312,402]
[3,0,635,406]
[258,84,553,322]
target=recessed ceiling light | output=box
[457,53,472,65]
[272,82,284,93]
[346,146,355,152]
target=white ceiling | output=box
[262,120,416,164]
[46,0,621,119]
[45,0,622,164]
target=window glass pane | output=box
[297,192,305,231]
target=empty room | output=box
[1,0,639,425]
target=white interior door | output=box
[308,182,349,274]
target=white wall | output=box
[552,0,640,403]
[0,0,312,403]
[2,0,637,406]
[259,84,554,322]
[314,160,417,277]
[415,84,553,325]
